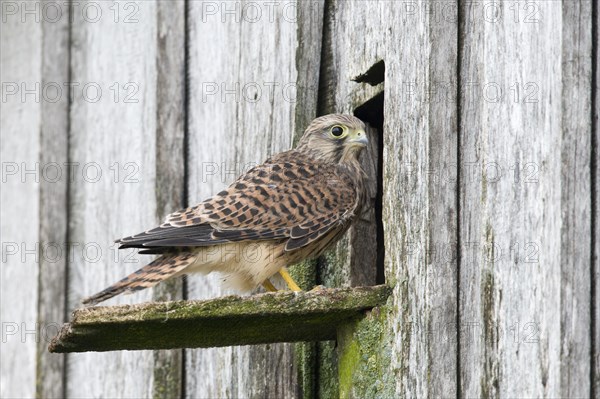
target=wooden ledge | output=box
[49,285,391,353]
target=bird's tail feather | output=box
[82,252,196,306]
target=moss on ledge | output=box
[337,305,395,399]
[49,285,390,353]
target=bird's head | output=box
[296,114,368,164]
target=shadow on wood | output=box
[49,286,390,353]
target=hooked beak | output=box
[347,130,368,147]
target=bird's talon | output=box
[262,279,278,292]
[279,267,302,291]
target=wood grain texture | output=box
[36,1,70,396]
[317,0,389,388]
[316,3,385,395]
[458,2,592,397]
[594,3,599,394]
[560,2,593,395]
[66,2,158,397]
[385,3,458,397]
[318,1,458,397]
[152,2,186,398]
[0,9,42,399]
[346,3,460,398]
[2,0,597,396]
[186,1,322,397]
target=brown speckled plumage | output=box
[83,114,369,305]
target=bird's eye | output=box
[331,125,345,137]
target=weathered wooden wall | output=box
[593,3,599,395]
[332,1,598,398]
[185,1,323,397]
[1,6,42,398]
[67,2,157,397]
[1,1,598,398]
[459,2,592,397]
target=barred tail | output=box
[82,252,196,306]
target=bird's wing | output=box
[118,154,358,253]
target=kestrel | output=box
[83,114,369,305]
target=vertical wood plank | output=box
[186,1,322,397]
[0,6,42,398]
[560,1,593,395]
[319,0,386,354]
[385,2,458,397]
[292,4,326,396]
[66,2,157,397]
[593,2,599,394]
[316,3,386,396]
[458,2,592,397]
[152,2,186,398]
[319,1,458,397]
[36,0,70,397]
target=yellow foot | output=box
[309,285,325,292]
[262,279,278,292]
[279,267,302,292]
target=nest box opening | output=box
[354,61,385,285]
[352,60,385,86]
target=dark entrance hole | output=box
[352,60,385,87]
[354,90,385,285]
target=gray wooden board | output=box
[559,2,593,395]
[1,0,597,397]
[316,2,388,392]
[381,2,460,396]
[458,1,592,397]
[0,9,42,399]
[594,2,600,394]
[152,2,186,398]
[36,2,70,397]
[382,1,459,397]
[66,2,158,397]
[318,1,459,397]
[186,1,323,397]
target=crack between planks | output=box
[590,1,598,397]
[181,1,191,398]
[314,0,335,396]
[316,0,335,116]
[61,3,74,398]
[456,0,464,397]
